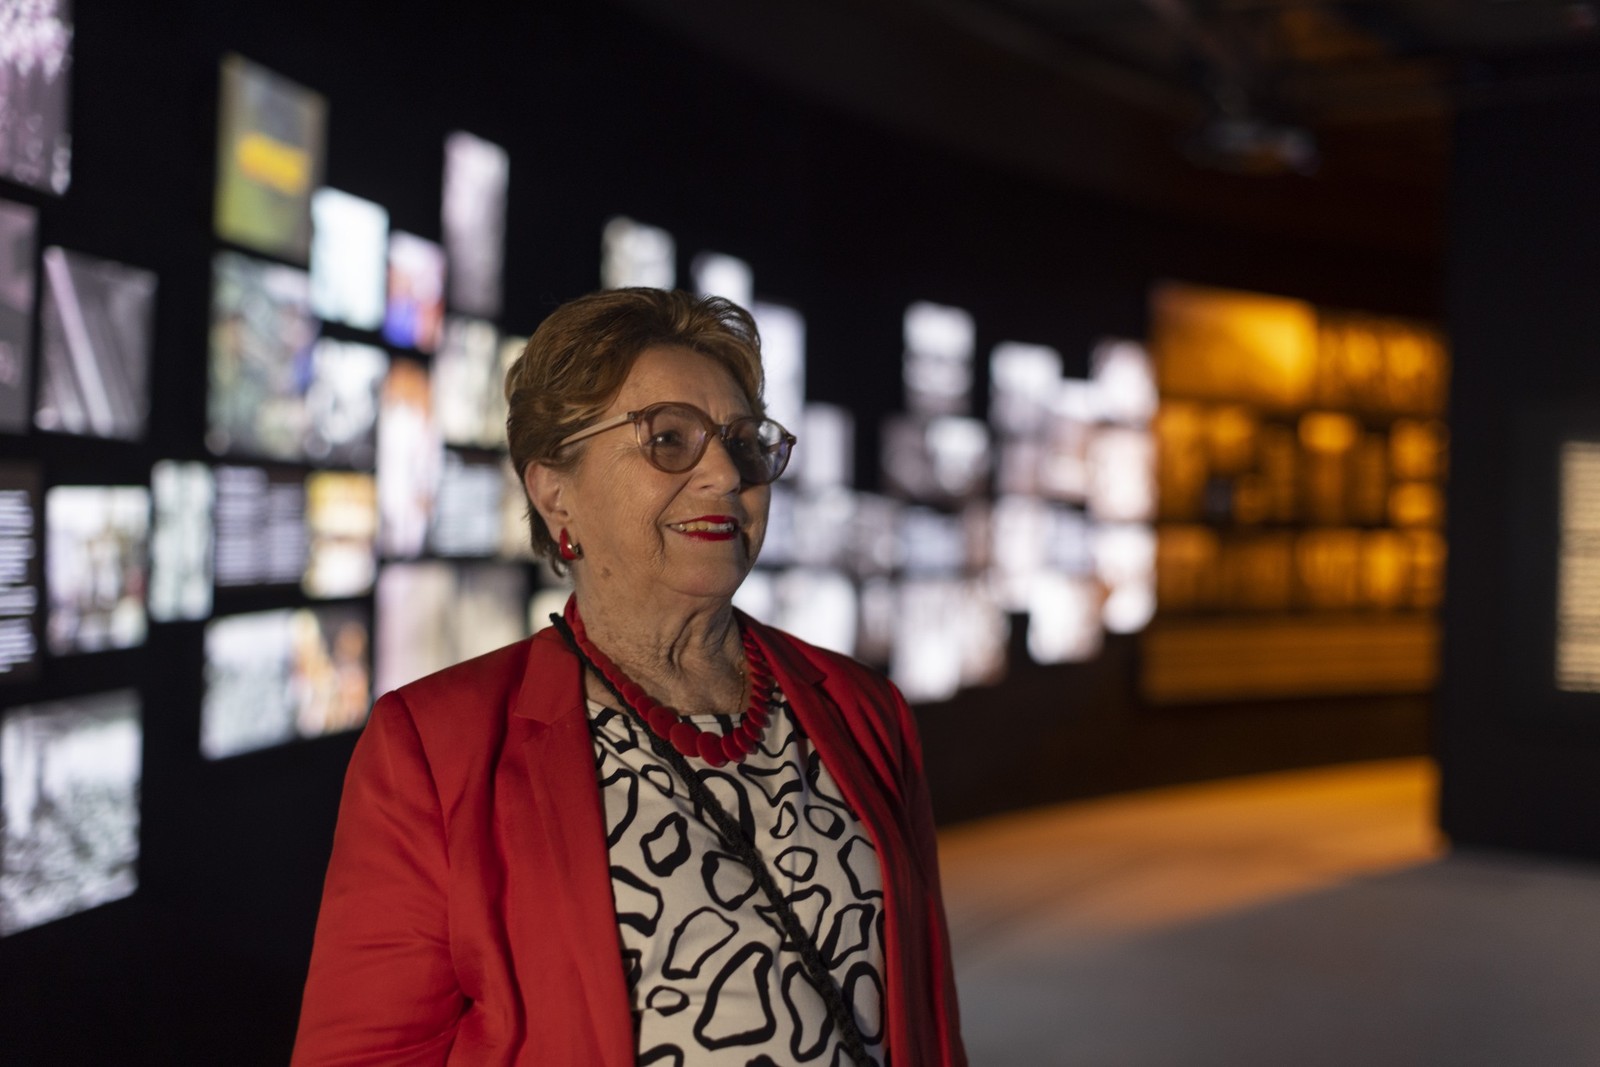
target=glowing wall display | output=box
[0,0,72,195]
[201,605,370,759]
[376,358,441,558]
[601,216,675,290]
[430,452,503,557]
[691,251,753,308]
[797,404,853,492]
[442,131,508,318]
[0,465,40,679]
[751,301,805,441]
[990,342,1061,437]
[303,472,377,598]
[0,199,38,432]
[384,231,445,352]
[374,562,527,694]
[44,485,149,655]
[432,316,503,449]
[1,689,140,937]
[213,465,306,587]
[148,461,214,623]
[303,338,386,468]
[1557,440,1600,693]
[310,187,388,331]
[904,301,974,417]
[35,248,157,441]
[206,251,318,461]
[214,54,326,263]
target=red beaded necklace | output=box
[564,597,773,768]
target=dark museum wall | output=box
[1439,92,1600,859]
[0,1,1447,1062]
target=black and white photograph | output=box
[304,338,385,468]
[0,0,72,195]
[44,485,149,655]
[0,199,38,432]
[1,688,140,937]
[431,316,503,449]
[34,247,157,441]
[441,131,507,318]
[147,461,213,623]
[212,465,306,588]
[0,463,40,678]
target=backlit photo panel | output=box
[0,0,72,195]
[206,251,319,461]
[0,464,41,679]
[148,461,213,623]
[34,248,157,441]
[202,605,369,759]
[304,338,385,467]
[383,232,445,353]
[309,188,388,331]
[1,689,140,937]
[214,54,327,263]
[433,316,502,449]
[0,200,38,431]
[442,132,508,317]
[376,358,441,558]
[374,561,527,694]
[303,471,377,599]
[600,217,674,291]
[44,485,149,655]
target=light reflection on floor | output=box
[938,759,1600,1066]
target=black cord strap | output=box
[552,614,874,1067]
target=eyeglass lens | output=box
[638,404,791,484]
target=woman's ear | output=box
[524,462,570,532]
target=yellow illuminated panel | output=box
[1150,283,1318,410]
[1557,441,1600,692]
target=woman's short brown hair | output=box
[504,287,766,565]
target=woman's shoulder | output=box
[383,633,546,722]
[748,617,901,707]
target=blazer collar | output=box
[512,626,589,725]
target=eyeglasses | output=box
[558,401,797,486]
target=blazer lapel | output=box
[512,629,633,1067]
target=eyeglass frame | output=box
[556,401,798,484]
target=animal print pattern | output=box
[588,688,887,1067]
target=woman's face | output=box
[535,345,771,608]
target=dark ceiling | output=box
[618,0,1600,257]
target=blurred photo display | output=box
[304,338,386,468]
[147,461,214,623]
[751,301,805,444]
[431,451,503,558]
[35,247,157,441]
[0,464,40,678]
[383,231,445,352]
[214,54,326,263]
[882,414,991,504]
[374,561,527,694]
[990,342,1061,437]
[213,465,306,587]
[433,316,503,449]
[303,471,377,598]
[442,131,508,317]
[0,0,72,195]
[797,403,854,492]
[600,216,674,291]
[202,605,370,759]
[691,251,753,308]
[772,567,857,657]
[44,485,149,655]
[207,251,319,461]
[904,301,974,417]
[309,187,388,331]
[1,689,140,937]
[0,199,38,431]
[377,358,442,558]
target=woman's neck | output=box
[571,587,747,716]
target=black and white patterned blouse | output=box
[587,688,888,1067]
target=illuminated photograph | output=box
[214,54,326,262]
[147,461,213,623]
[1,689,140,937]
[0,463,39,678]
[207,251,319,461]
[304,338,385,468]
[44,485,149,655]
[904,301,975,417]
[0,199,37,431]
[202,605,370,759]
[600,216,674,291]
[303,471,377,599]
[374,561,527,694]
[34,247,157,441]
[432,316,503,449]
[441,131,507,317]
[383,231,445,352]
[0,0,72,194]
[213,465,306,587]
[310,187,388,331]
[376,358,441,558]
[430,451,503,558]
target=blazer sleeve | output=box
[889,677,968,1066]
[292,691,464,1066]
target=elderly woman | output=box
[293,289,965,1066]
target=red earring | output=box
[558,527,583,561]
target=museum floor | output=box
[939,758,1600,1066]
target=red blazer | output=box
[293,617,966,1066]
